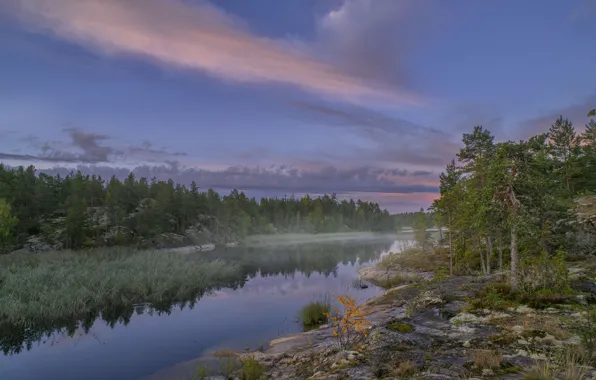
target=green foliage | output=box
[240,358,265,380]
[300,298,330,326]
[434,114,594,290]
[0,199,17,246]
[0,164,396,251]
[469,284,519,311]
[588,109,595,117]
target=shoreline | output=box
[228,255,596,379]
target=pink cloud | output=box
[7,0,425,106]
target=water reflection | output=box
[0,237,395,380]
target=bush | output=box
[325,295,371,349]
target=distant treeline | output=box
[0,164,401,252]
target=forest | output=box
[0,165,397,253]
[430,113,596,291]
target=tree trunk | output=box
[478,237,486,275]
[486,236,492,274]
[448,213,453,276]
[498,229,503,272]
[510,223,518,291]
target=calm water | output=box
[0,236,404,380]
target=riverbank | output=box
[228,251,596,379]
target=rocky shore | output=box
[229,258,596,379]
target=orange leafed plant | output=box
[324,295,371,349]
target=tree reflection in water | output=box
[1,239,392,355]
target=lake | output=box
[0,234,406,380]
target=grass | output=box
[393,360,418,376]
[375,273,421,289]
[240,358,265,380]
[0,248,237,328]
[473,349,502,370]
[378,247,448,273]
[524,359,555,380]
[300,298,330,326]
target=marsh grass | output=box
[0,248,237,329]
[300,297,330,326]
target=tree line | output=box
[0,165,396,252]
[430,113,596,291]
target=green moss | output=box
[387,322,415,333]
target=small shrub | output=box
[240,358,265,380]
[300,298,330,326]
[325,295,371,349]
[469,284,518,311]
[387,322,414,333]
[473,349,502,370]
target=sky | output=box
[0,0,595,212]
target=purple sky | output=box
[0,0,595,212]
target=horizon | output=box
[1,0,595,212]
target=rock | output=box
[345,351,360,361]
[463,340,471,348]
[564,336,581,345]
[442,301,469,318]
[450,313,483,325]
[454,325,477,334]
[572,279,596,294]
[511,325,525,333]
[486,311,510,321]
[482,369,494,376]
[515,305,536,314]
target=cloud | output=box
[287,100,459,168]
[5,0,425,106]
[0,128,186,164]
[316,0,416,87]
[520,92,596,136]
[36,163,439,197]
[290,100,445,137]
